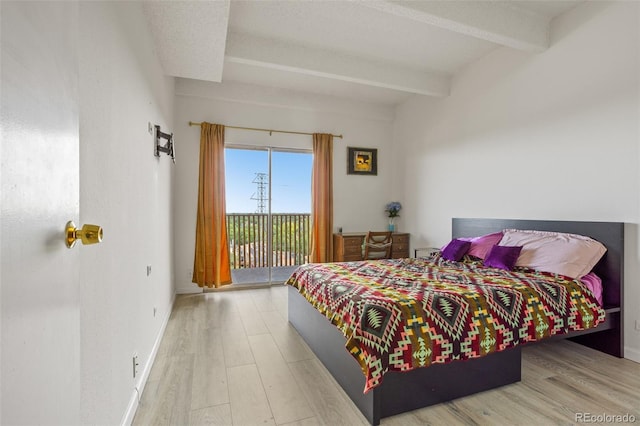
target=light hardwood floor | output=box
[133,286,640,425]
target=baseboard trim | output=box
[176,281,202,294]
[120,293,176,426]
[624,346,640,363]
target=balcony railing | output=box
[226,213,310,269]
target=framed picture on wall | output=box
[347,147,377,175]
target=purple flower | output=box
[385,201,402,218]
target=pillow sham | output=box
[460,231,504,260]
[499,229,606,279]
[580,272,603,306]
[441,239,471,261]
[483,245,522,270]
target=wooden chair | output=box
[363,231,393,260]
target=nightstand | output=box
[414,247,440,258]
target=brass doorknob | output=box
[65,221,103,248]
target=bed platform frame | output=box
[288,218,624,425]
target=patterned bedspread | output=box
[286,253,605,392]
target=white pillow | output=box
[499,229,606,279]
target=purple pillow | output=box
[484,245,522,270]
[441,239,471,261]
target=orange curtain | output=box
[309,133,334,263]
[192,123,232,288]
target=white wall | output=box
[173,79,396,293]
[78,2,175,424]
[393,2,640,361]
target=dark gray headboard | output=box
[452,218,624,310]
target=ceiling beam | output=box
[225,33,450,97]
[142,1,230,82]
[360,0,550,52]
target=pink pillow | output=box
[499,229,606,279]
[580,272,603,306]
[459,232,504,260]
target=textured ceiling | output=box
[142,1,230,82]
[143,0,582,105]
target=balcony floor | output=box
[230,265,298,286]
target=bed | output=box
[286,218,624,425]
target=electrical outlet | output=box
[635,320,640,332]
[132,354,139,378]
[186,269,192,279]
[146,265,152,276]
[148,122,153,134]
[153,307,157,317]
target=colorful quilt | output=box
[286,253,605,392]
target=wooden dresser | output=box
[333,232,410,262]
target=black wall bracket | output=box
[154,125,175,163]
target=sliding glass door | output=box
[270,150,312,282]
[225,146,312,285]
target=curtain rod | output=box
[188,121,343,139]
